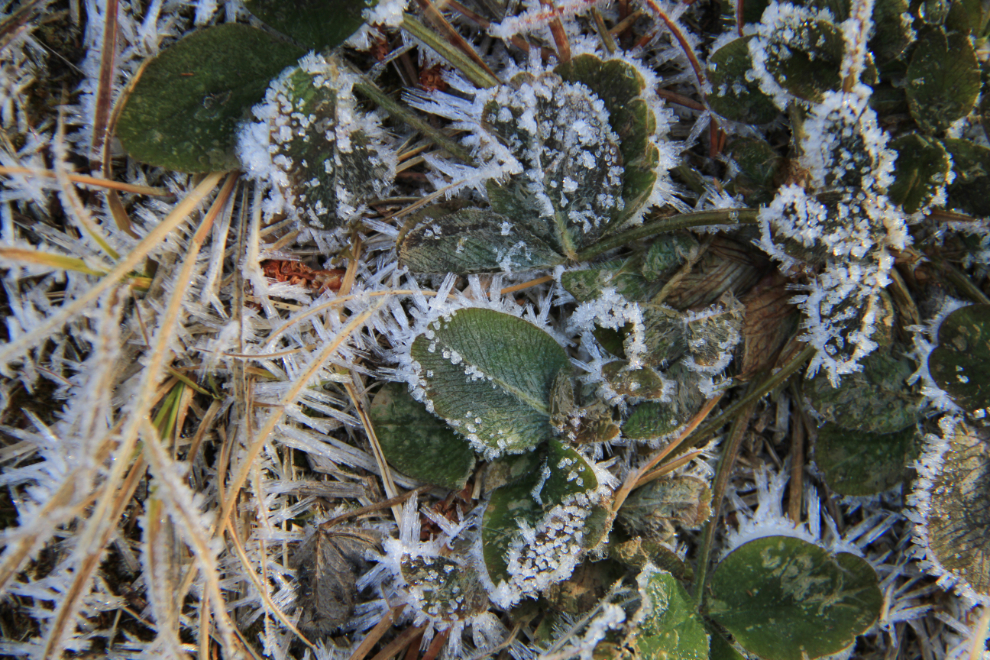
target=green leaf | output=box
[760,17,845,103]
[813,423,918,496]
[399,207,565,274]
[639,303,687,367]
[244,0,373,50]
[905,28,980,135]
[887,133,952,214]
[726,138,784,205]
[623,401,681,442]
[641,234,700,283]
[368,383,475,490]
[541,438,600,504]
[707,37,780,124]
[411,308,570,457]
[561,258,660,303]
[617,476,712,543]
[401,554,490,621]
[255,56,396,230]
[708,537,882,660]
[481,440,604,591]
[482,474,542,584]
[923,422,990,597]
[633,567,710,660]
[870,0,915,62]
[481,69,626,257]
[928,303,990,414]
[555,55,661,228]
[943,138,990,216]
[602,362,670,400]
[116,24,305,172]
[805,349,921,434]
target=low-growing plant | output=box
[3,0,990,657]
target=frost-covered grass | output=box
[1,0,990,659]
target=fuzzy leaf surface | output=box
[116,24,304,171]
[709,537,881,660]
[400,207,564,274]
[924,423,990,597]
[411,308,570,456]
[368,383,475,490]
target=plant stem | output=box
[402,14,501,89]
[576,208,758,261]
[684,344,815,454]
[351,78,475,165]
[691,386,759,607]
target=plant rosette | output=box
[398,49,682,274]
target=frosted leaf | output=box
[401,555,490,623]
[483,70,624,252]
[799,91,896,194]
[236,53,396,230]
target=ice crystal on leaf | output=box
[237,53,397,231]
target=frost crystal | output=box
[236,53,397,231]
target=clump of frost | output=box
[756,90,909,383]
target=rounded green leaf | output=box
[116,24,304,172]
[641,234,700,282]
[708,537,882,660]
[244,0,373,50]
[813,423,918,496]
[561,258,660,303]
[555,55,661,227]
[481,475,542,584]
[905,28,980,135]
[481,441,604,594]
[368,383,475,490]
[618,476,711,542]
[244,55,396,230]
[400,207,564,274]
[922,422,990,597]
[759,17,845,103]
[928,304,990,414]
[726,137,784,204]
[707,37,779,124]
[411,308,570,457]
[943,138,990,217]
[805,349,921,434]
[634,567,710,660]
[887,133,952,214]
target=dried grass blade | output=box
[89,0,118,162]
[349,605,406,660]
[344,378,402,523]
[0,247,107,276]
[214,300,387,538]
[224,507,318,651]
[0,171,224,374]
[0,166,168,195]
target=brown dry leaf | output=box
[663,235,769,310]
[738,272,799,380]
[292,526,380,638]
